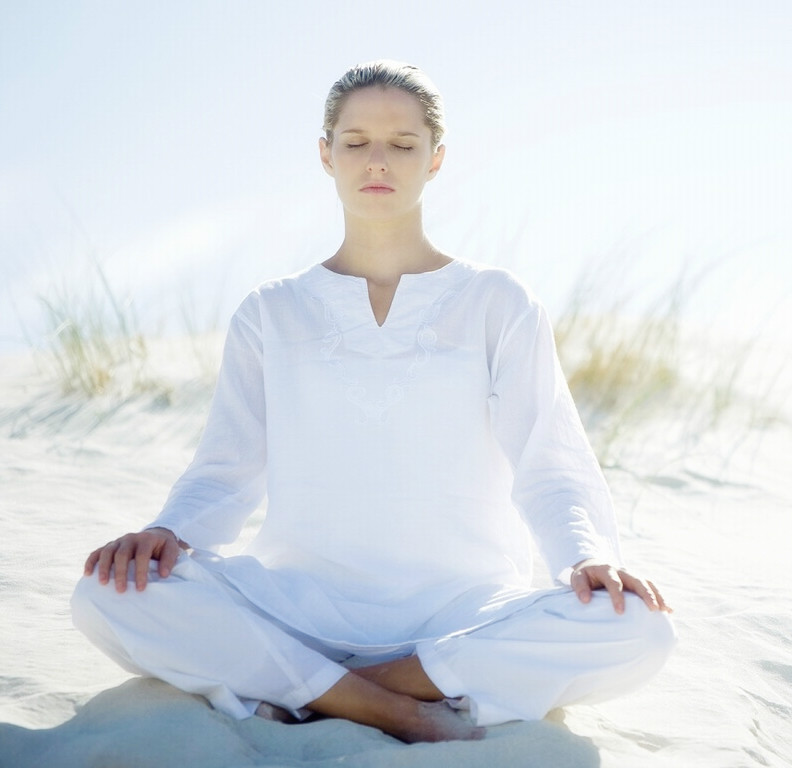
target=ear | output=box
[319,137,335,177]
[427,144,446,181]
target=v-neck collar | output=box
[306,259,467,330]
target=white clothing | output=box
[72,260,674,723]
[152,261,619,641]
[72,553,675,725]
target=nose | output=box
[366,144,388,173]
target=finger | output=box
[84,546,104,576]
[95,541,120,585]
[616,570,659,611]
[620,572,675,614]
[571,568,593,604]
[113,539,134,593]
[648,580,673,613]
[601,568,625,614]
[134,536,156,592]
[634,579,659,611]
[157,536,180,579]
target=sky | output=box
[1,0,791,354]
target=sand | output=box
[1,335,790,768]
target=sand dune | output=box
[1,340,790,767]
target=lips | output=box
[360,183,395,194]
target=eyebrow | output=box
[339,129,421,138]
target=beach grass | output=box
[31,253,784,470]
[551,255,789,468]
[36,259,156,398]
[554,272,685,464]
[32,257,226,411]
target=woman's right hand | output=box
[84,527,185,593]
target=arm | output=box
[489,294,619,577]
[149,298,268,549]
[83,293,269,590]
[488,283,670,612]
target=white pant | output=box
[72,552,675,726]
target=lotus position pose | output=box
[72,60,675,744]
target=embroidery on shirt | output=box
[315,289,456,424]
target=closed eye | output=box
[343,142,414,151]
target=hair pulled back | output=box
[323,60,446,149]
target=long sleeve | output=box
[148,294,268,550]
[488,285,622,583]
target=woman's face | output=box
[319,86,445,222]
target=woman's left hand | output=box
[571,559,672,614]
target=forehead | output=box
[335,87,429,134]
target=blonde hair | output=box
[323,60,446,149]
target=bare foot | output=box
[307,672,485,743]
[393,700,486,744]
[255,701,299,724]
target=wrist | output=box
[147,526,187,549]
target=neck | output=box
[324,209,449,286]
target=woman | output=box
[73,60,675,744]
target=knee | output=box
[70,572,108,633]
[626,594,677,670]
[70,573,146,673]
[71,571,132,635]
[71,559,153,622]
[650,609,677,663]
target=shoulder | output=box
[232,266,318,323]
[455,259,544,322]
[251,266,316,301]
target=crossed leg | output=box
[351,655,444,700]
[72,560,482,743]
[73,557,672,742]
[305,671,484,743]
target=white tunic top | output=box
[150,260,621,652]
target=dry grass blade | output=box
[37,260,153,397]
[553,251,788,469]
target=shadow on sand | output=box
[0,678,600,768]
